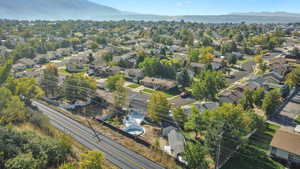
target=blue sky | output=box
[89,0,300,15]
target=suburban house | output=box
[141,77,177,91]
[211,58,224,70]
[218,89,243,104]
[56,48,72,57]
[190,62,206,74]
[124,69,144,83]
[0,46,10,58]
[253,72,283,84]
[13,58,36,72]
[164,128,185,158]
[269,57,291,76]
[15,70,40,78]
[66,58,85,73]
[93,66,123,77]
[181,101,219,115]
[112,52,136,63]
[162,126,177,138]
[270,128,300,166]
[251,71,286,91]
[232,51,244,59]
[219,81,261,104]
[238,81,261,91]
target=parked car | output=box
[180,91,190,98]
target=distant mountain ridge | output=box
[1,0,300,23]
[230,12,300,17]
[0,0,127,20]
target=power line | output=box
[43,79,271,143]
[41,78,277,168]
[42,79,270,143]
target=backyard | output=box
[221,123,285,169]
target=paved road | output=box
[32,101,165,169]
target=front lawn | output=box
[142,88,175,98]
[25,68,34,72]
[58,68,71,75]
[221,123,285,169]
[58,68,86,76]
[237,57,254,64]
[127,84,141,89]
[142,88,155,94]
[295,115,300,125]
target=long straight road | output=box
[32,101,165,169]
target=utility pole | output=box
[83,105,102,143]
[215,131,224,169]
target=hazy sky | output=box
[89,0,300,15]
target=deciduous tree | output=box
[13,78,44,105]
[105,74,123,91]
[262,89,282,117]
[184,142,210,169]
[114,79,128,109]
[0,58,13,86]
[41,64,59,97]
[59,163,77,169]
[253,88,265,107]
[172,107,187,129]
[5,153,40,169]
[239,90,254,110]
[176,69,191,88]
[79,150,105,169]
[192,70,226,101]
[147,92,170,123]
[64,75,96,101]
[286,67,300,87]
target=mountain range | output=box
[1,0,300,23]
[0,0,128,20]
[230,12,300,17]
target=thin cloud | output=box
[176,1,192,7]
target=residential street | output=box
[32,101,165,169]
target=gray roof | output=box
[190,62,205,69]
[168,129,185,156]
[162,126,177,138]
[201,102,219,111]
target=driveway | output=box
[269,89,300,128]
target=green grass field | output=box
[25,68,34,72]
[221,123,285,169]
[127,84,142,89]
[295,115,300,125]
[237,57,254,64]
[142,88,155,94]
[58,68,71,75]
